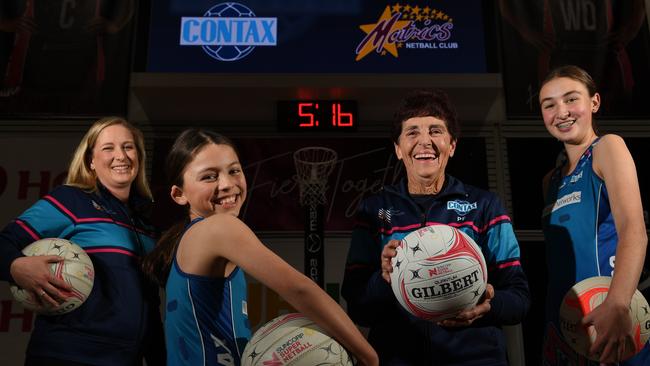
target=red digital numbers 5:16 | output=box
[277,100,358,132]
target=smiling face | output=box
[539,76,600,144]
[172,143,246,219]
[90,124,139,201]
[395,116,456,193]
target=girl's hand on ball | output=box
[438,284,495,327]
[583,299,634,363]
[381,240,399,283]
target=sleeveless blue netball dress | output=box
[165,217,251,366]
[541,138,649,365]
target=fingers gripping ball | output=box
[242,313,354,366]
[559,276,650,361]
[390,224,488,321]
[10,238,95,315]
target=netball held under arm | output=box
[183,214,378,366]
[539,65,648,363]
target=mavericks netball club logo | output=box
[180,2,277,62]
[356,3,458,61]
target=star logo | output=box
[247,348,260,363]
[356,6,410,61]
[394,259,402,269]
[409,268,421,279]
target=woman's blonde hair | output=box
[65,116,152,200]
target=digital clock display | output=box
[277,100,358,132]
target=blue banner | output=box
[147,0,487,73]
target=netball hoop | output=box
[293,147,337,288]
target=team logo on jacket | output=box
[91,200,105,212]
[91,200,116,215]
[446,200,477,216]
[378,208,403,224]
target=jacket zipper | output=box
[99,192,148,357]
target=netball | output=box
[390,224,488,321]
[241,313,354,366]
[10,238,95,315]
[559,276,650,361]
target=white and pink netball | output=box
[559,276,650,361]
[241,313,354,366]
[390,224,488,321]
[10,238,95,315]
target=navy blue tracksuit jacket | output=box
[342,176,530,365]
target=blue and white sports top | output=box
[165,217,251,366]
[541,138,617,324]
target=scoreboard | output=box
[139,0,495,136]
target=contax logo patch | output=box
[446,200,477,216]
[180,2,277,62]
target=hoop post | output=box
[293,147,338,288]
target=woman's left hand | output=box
[380,240,400,283]
[583,299,635,363]
[438,284,495,327]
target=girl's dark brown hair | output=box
[540,64,598,97]
[142,129,239,285]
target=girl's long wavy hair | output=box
[141,129,238,285]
